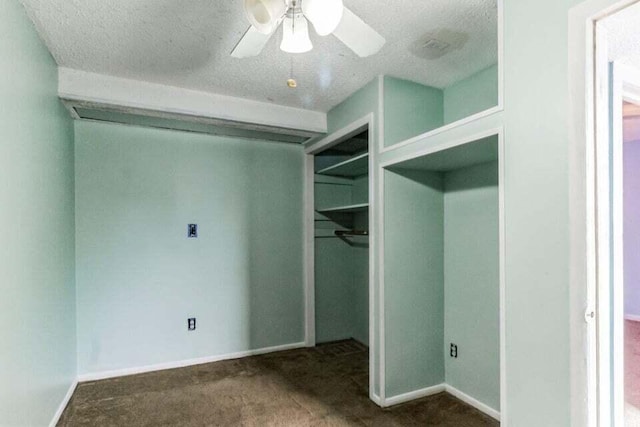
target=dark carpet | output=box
[58,340,499,426]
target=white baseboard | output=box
[381,383,500,421]
[383,383,446,407]
[78,341,306,382]
[49,379,78,427]
[371,392,382,406]
[625,314,640,322]
[444,384,500,421]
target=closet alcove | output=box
[382,133,502,417]
[314,130,370,347]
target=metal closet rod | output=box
[334,230,369,237]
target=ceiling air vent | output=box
[423,38,451,53]
[410,30,469,60]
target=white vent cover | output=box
[410,29,470,60]
[423,38,451,53]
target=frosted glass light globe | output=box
[302,0,344,36]
[280,15,313,53]
[244,0,287,34]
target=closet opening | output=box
[304,117,373,401]
[380,131,504,421]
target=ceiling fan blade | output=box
[332,7,385,58]
[231,26,274,58]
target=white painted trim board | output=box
[383,384,445,407]
[49,379,78,427]
[78,342,305,382]
[304,153,316,347]
[368,105,379,404]
[371,393,383,406]
[376,74,387,403]
[304,114,371,155]
[379,106,503,155]
[381,383,500,421]
[445,384,501,421]
[497,129,508,423]
[379,127,502,169]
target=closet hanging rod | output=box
[334,230,369,237]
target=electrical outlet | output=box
[188,318,196,331]
[188,224,198,238]
[450,343,458,358]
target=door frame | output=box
[569,1,640,425]
[597,61,640,425]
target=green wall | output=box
[314,174,369,345]
[384,76,444,148]
[314,175,357,344]
[315,238,358,343]
[0,1,76,425]
[383,68,498,150]
[384,169,445,397]
[444,161,500,411]
[75,121,305,375]
[502,1,581,424]
[383,162,500,405]
[444,64,499,124]
[327,78,378,134]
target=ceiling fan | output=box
[231,0,386,58]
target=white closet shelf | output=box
[316,153,369,178]
[316,203,369,214]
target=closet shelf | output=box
[316,203,369,214]
[316,153,369,178]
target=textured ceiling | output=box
[20,0,498,112]
[603,2,640,70]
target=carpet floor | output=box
[58,340,499,426]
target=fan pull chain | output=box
[287,57,297,88]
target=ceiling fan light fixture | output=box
[232,0,385,59]
[243,0,287,34]
[280,15,313,54]
[301,0,344,36]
